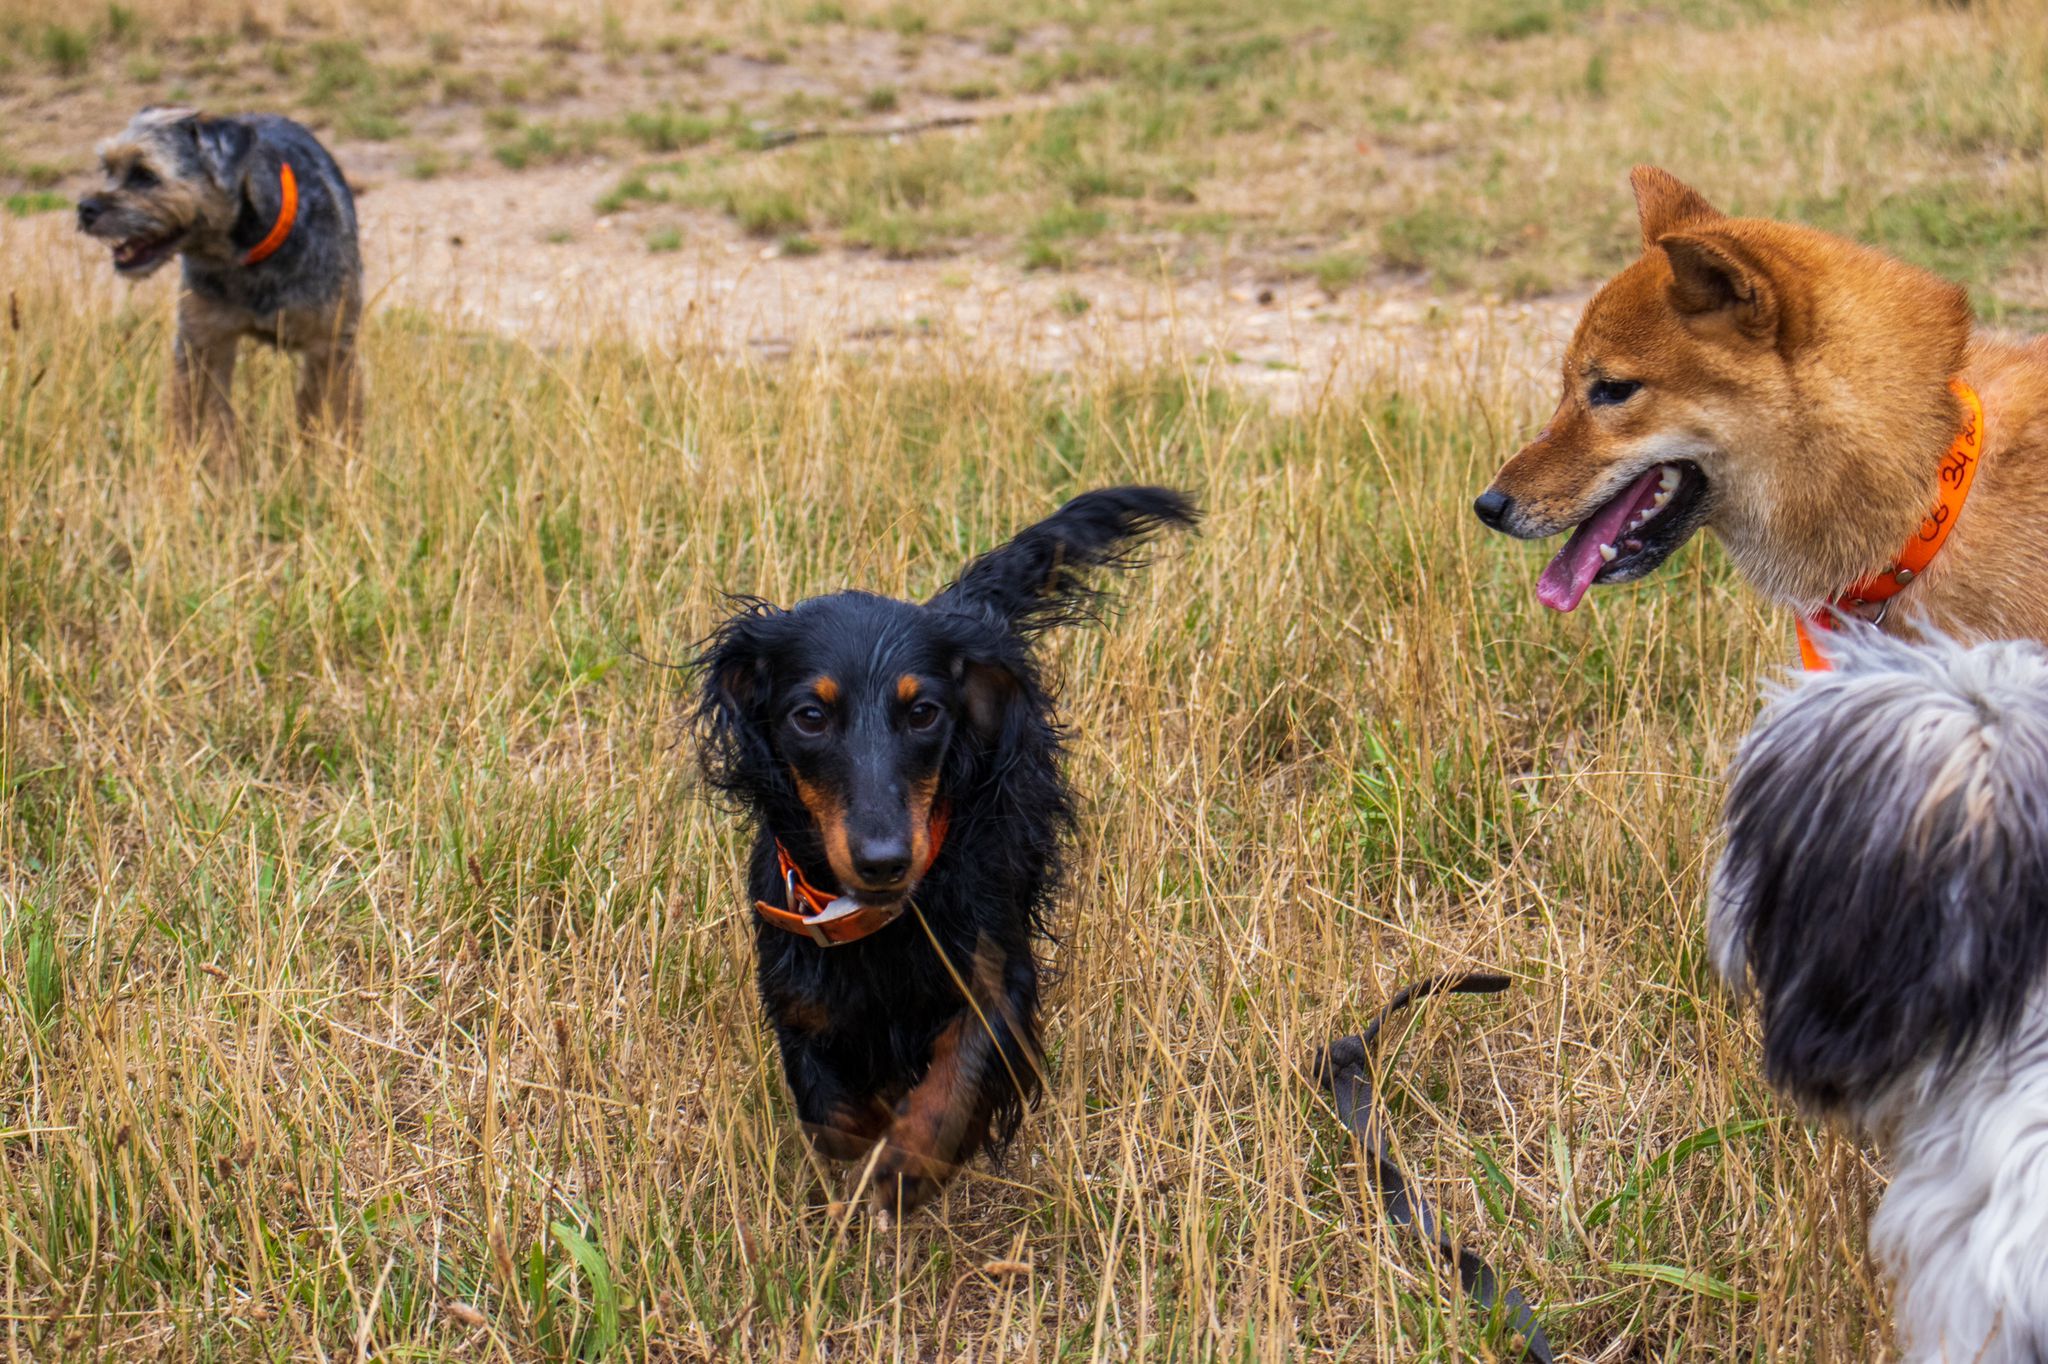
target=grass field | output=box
[2,0,2046,308]
[3,271,1870,1362]
[3,0,2040,1360]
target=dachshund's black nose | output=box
[853,836,912,888]
[1473,488,1513,531]
[76,197,105,230]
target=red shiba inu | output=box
[1475,166,2048,650]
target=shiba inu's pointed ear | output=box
[1659,232,1778,341]
[1630,165,1721,247]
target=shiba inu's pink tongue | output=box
[1536,467,1666,612]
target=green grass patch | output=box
[623,106,721,153]
[4,191,69,217]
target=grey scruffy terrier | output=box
[77,107,362,450]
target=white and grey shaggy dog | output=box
[1711,627,2048,1363]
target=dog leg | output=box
[297,284,363,445]
[778,1034,893,1161]
[296,337,361,445]
[872,942,1036,1215]
[171,298,238,453]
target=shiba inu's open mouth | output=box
[110,229,183,275]
[1537,461,1709,611]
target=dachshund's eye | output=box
[906,700,943,733]
[789,704,830,737]
[125,165,158,190]
[1588,378,1641,408]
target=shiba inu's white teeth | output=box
[1599,543,1618,563]
[1620,469,1681,537]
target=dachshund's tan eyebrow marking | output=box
[812,675,839,704]
[896,674,920,703]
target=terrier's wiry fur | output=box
[1711,627,2048,1363]
[78,108,362,450]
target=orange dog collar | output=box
[755,804,951,947]
[1798,378,1983,670]
[241,161,298,266]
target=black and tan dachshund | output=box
[695,487,1198,1215]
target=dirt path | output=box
[9,155,1582,407]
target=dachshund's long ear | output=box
[1710,631,2048,1116]
[953,652,1023,746]
[692,599,783,796]
[934,486,1199,636]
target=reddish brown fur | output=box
[780,998,831,1033]
[792,774,857,889]
[905,773,939,881]
[871,944,1013,1209]
[804,1099,893,1161]
[895,673,920,703]
[1485,166,2048,642]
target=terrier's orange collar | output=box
[1797,378,1983,671]
[755,805,951,947]
[241,162,298,267]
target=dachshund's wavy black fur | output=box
[695,487,1198,1213]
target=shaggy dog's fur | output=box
[1711,628,2048,1362]
[77,107,362,450]
[695,487,1197,1215]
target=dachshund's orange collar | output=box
[241,162,298,266]
[755,805,951,947]
[1797,378,1983,670]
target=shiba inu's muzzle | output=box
[1477,460,1711,611]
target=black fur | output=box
[179,113,359,318]
[1713,633,2048,1115]
[694,486,1198,1212]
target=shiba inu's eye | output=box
[1588,378,1641,407]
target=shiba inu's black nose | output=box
[1473,488,1513,530]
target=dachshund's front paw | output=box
[868,1127,954,1216]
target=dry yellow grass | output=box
[6,0,2035,1360]
[2,252,1890,1361]
[3,0,2044,307]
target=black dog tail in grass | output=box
[937,486,1201,634]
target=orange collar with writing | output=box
[755,804,951,947]
[241,162,299,267]
[1797,378,1984,671]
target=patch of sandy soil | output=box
[1,17,1588,407]
[9,155,1583,410]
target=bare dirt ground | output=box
[3,11,1584,412]
[7,0,2043,412]
[9,153,1584,409]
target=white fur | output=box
[1711,627,2048,1360]
[1872,1005,2048,1363]
[1875,999,2048,1359]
